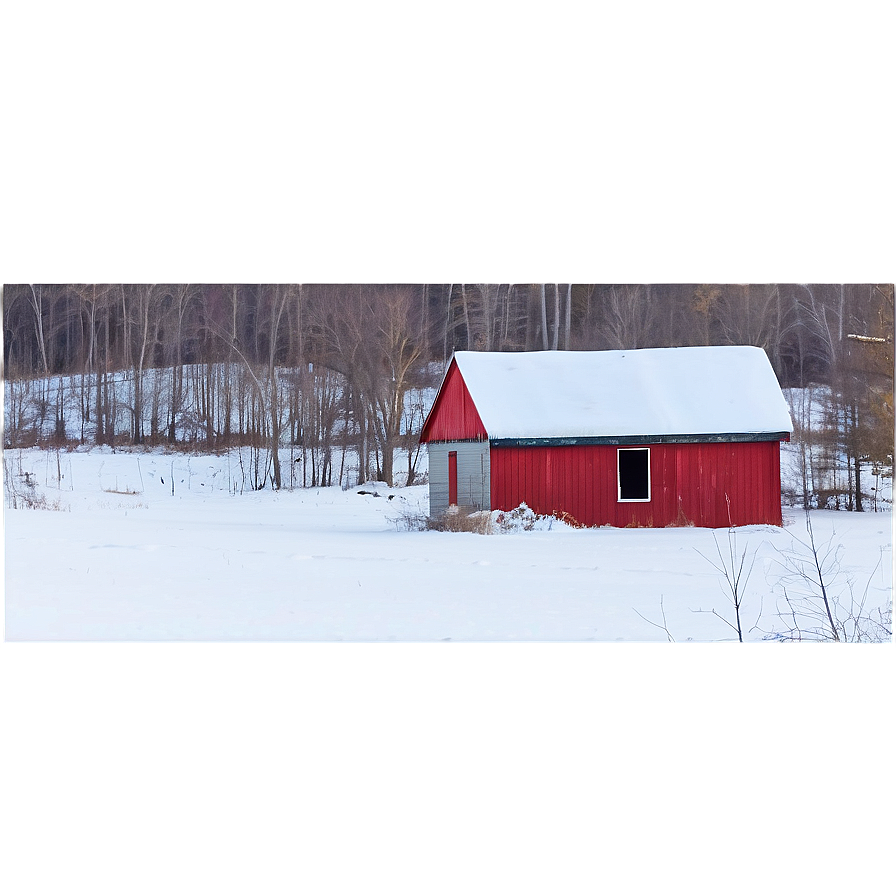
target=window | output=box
[618,447,650,501]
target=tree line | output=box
[2,283,893,505]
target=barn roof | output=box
[444,346,793,441]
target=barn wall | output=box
[428,441,491,517]
[490,441,782,527]
[420,361,488,442]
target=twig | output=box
[633,596,675,642]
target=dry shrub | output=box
[666,502,694,528]
[396,502,588,534]
[433,508,492,534]
[554,510,586,528]
[392,504,492,534]
[492,503,591,532]
[17,493,70,511]
[492,504,539,531]
[3,455,69,511]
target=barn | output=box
[419,346,793,528]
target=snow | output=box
[4,446,890,641]
[452,346,794,439]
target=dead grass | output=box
[392,504,493,534]
[95,499,149,510]
[553,510,587,528]
[666,502,695,528]
[432,508,493,534]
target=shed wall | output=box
[490,441,782,527]
[420,360,488,442]
[428,441,491,517]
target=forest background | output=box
[3,282,893,510]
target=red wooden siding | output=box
[490,441,782,528]
[420,360,488,442]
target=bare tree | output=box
[713,284,778,352]
[160,283,199,444]
[694,498,760,642]
[766,509,890,642]
[311,285,424,486]
[262,284,293,489]
[122,284,165,445]
[26,284,50,376]
[598,284,654,349]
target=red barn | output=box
[420,346,793,528]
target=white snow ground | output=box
[4,446,892,641]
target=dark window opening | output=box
[448,451,458,505]
[618,448,650,501]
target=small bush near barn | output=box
[395,503,578,534]
[392,504,493,534]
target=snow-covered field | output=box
[4,446,892,641]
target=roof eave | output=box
[490,432,792,447]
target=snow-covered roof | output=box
[452,346,793,440]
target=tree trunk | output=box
[564,284,572,349]
[852,401,863,511]
[551,284,560,350]
[27,285,50,376]
[461,284,471,351]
